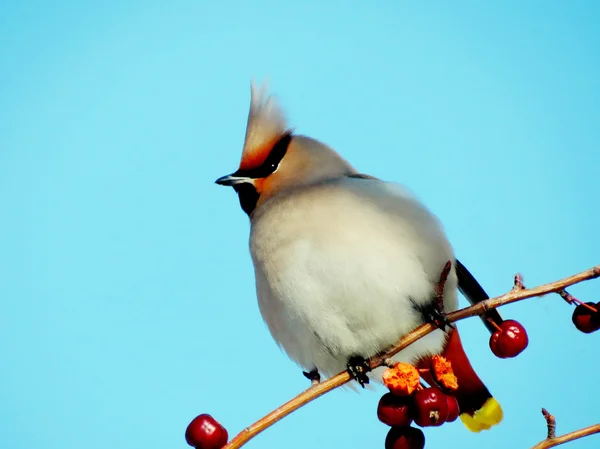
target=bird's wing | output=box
[349,173,504,333]
[455,259,504,334]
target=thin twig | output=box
[434,261,452,309]
[531,408,600,449]
[222,265,600,449]
[542,408,556,439]
[513,273,526,290]
[530,425,600,449]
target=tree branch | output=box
[531,408,600,449]
[222,265,600,449]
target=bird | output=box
[215,82,503,432]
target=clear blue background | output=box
[2,1,599,448]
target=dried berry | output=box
[382,362,421,396]
[430,355,458,392]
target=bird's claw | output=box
[302,369,321,385]
[426,308,455,332]
[347,356,371,388]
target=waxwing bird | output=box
[215,83,503,432]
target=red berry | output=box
[489,319,529,358]
[185,414,228,449]
[413,387,449,427]
[445,395,460,422]
[489,331,506,359]
[572,302,600,334]
[385,426,425,449]
[377,393,414,427]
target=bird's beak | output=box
[215,173,253,186]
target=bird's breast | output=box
[247,179,457,374]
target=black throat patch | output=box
[233,183,260,216]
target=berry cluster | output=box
[185,414,228,449]
[378,359,459,449]
[572,301,600,333]
[184,295,599,449]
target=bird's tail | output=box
[419,328,503,432]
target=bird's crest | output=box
[240,81,290,170]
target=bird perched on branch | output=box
[215,82,503,432]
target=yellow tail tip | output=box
[460,397,503,432]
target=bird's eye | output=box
[257,132,291,176]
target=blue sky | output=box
[2,1,599,449]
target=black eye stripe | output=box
[234,132,292,179]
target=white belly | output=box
[250,178,458,379]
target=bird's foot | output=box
[302,368,321,385]
[425,307,455,332]
[347,356,371,388]
[413,260,456,332]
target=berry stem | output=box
[488,319,503,333]
[576,300,598,313]
[558,290,598,313]
[573,298,598,313]
[383,358,396,368]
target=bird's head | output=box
[215,82,355,216]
